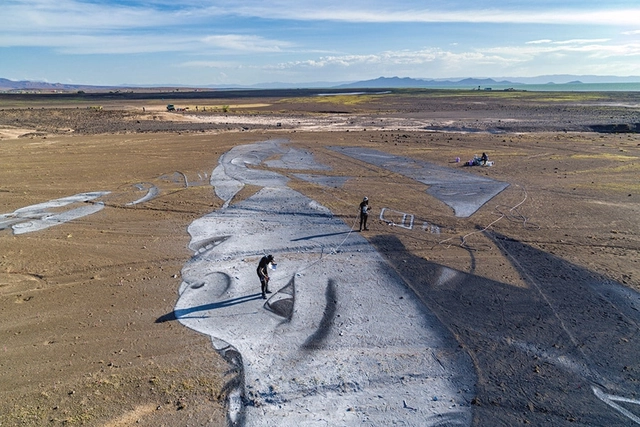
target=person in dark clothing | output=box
[257,254,275,299]
[359,197,370,231]
[481,152,488,165]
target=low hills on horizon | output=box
[2,75,640,92]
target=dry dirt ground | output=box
[0,90,639,426]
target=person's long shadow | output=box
[155,293,263,323]
[370,233,640,426]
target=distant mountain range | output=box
[334,76,519,89]
[2,75,640,92]
[334,75,640,89]
[0,78,114,92]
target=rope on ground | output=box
[494,185,540,231]
[291,180,364,273]
[331,213,360,254]
[437,184,537,251]
[295,212,360,275]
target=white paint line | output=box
[593,386,640,425]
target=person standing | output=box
[359,197,370,231]
[257,254,275,299]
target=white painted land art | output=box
[330,147,509,217]
[126,183,159,206]
[293,174,349,189]
[593,387,640,425]
[379,207,415,230]
[0,192,110,235]
[175,140,476,426]
[422,222,441,234]
[1,170,207,235]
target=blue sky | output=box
[2,0,640,86]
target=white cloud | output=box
[4,0,177,31]
[0,30,292,55]
[553,38,611,45]
[178,60,240,68]
[263,40,640,80]
[201,35,294,53]
[4,0,640,35]
[266,48,518,72]
[207,3,640,26]
[487,39,640,59]
[527,38,611,46]
[4,0,640,84]
[0,33,202,54]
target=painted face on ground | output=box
[175,141,476,426]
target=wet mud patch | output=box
[422,125,507,134]
[589,123,640,133]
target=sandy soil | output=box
[1,90,639,426]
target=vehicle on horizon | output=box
[166,104,175,111]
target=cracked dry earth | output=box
[0,90,639,426]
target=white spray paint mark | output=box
[12,202,106,235]
[435,267,460,288]
[459,293,640,425]
[12,192,109,214]
[126,183,159,206]
[1,192,110,235]
[379,207,414,230]
[593,387,640,425]
[422,222,441,234]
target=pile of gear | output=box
[466,152,493,167]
